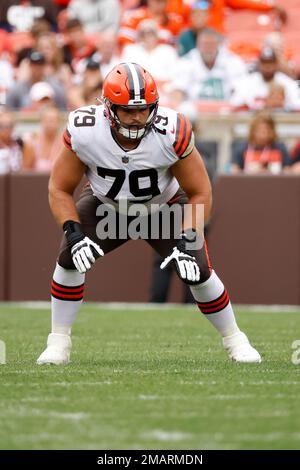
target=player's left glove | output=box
[160,229,201,285]
[63,220,104,274]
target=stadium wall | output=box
[208,174,300,305]
[0,173,299,304]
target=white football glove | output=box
[160,247,200,284]
[71,237,104,274]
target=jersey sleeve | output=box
[61,105,102,167]
[62,107,90,155]
[172,112,194,159]
[62,108,78,152]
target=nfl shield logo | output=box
[122,155,129,164]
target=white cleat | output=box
[222,331,262,363]
[36,333,72,365]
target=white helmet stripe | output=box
[127,63,141,100]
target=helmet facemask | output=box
[104,98,158,140]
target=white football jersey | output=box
[63,104,194,208]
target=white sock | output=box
[51,263,85,335]
[190,270,240,337]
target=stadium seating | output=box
[3,31,33,53]
[0,29,8,54]
[225,2,300,65]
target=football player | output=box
[37,62,261,365]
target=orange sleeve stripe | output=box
[63,129,71,144]
[63,136,72,150]
[62,128,73,150]
[177,115,187,154]
[174,114,185,154]
[174,114,193,158]
[177,119,192,158]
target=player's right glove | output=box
[160,229,201,285]
[63,220,103,274]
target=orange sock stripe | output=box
[51,289,84,300]
[197,289,228,308]
[198,295,229,313]
[51,281,84,294]
[199,296,230,314]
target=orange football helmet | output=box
[102,62,159,139]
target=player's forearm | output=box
[49,187,80,227]
[182,193,212,233]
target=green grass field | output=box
[0,303,299,450]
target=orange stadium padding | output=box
[206,0,275,34]
[225,1,300,64]
[277,6,300,31]
[225,9,274,32]
[227,30,267,62]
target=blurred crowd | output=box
[0,0,300,174]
